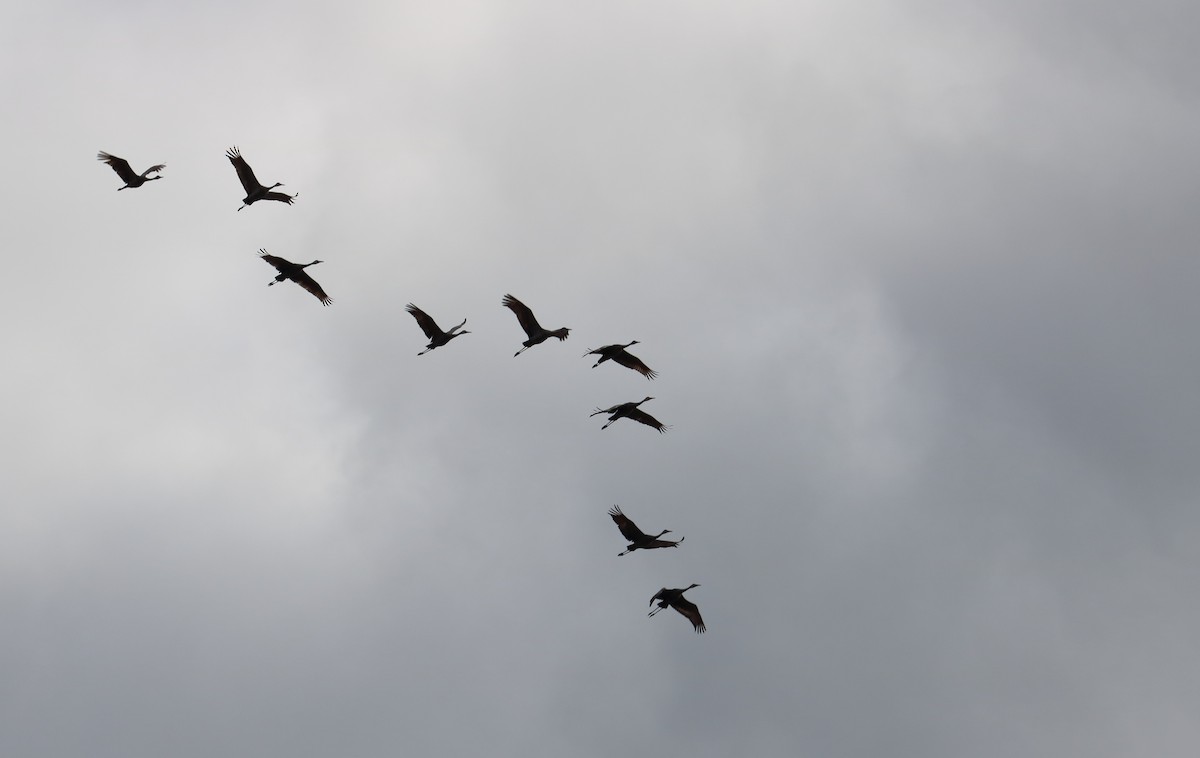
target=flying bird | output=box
[584,341,657,379]
[649,584,705,633]
[609,506,683,556]
[259,249,331,305]
[502,294,570,356]
[406,304,470,355]
[97,151,165,190]
[590,397,668,433]
[226,146,297,210]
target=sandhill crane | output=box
[226,147,297,210]
[584,341,657,379]
[590,397,668,433]
[406,304,470,355]
[502,294,570,356]
[609,506,683,556]
[649,584,705,633]
[97,151,165,189]
[259,249,331,306]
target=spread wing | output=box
[612,350,657,379]
[586,343,623,359]
[627,407,668,433]
[97,151,137,183]
[590,403,624,417]
[644,535,684,550]
[501,294,543,337]
[672,598,706,633]
[608,506,649,542]
[226,146,261,193]
[406,304,443,338]
[262,190,296,205]
[259,252,291,273]
[293,270,332,306]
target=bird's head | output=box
[686,583,700,590]
[269,182,284,189]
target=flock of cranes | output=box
[97,146,706,634]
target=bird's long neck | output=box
[653,530,670,539]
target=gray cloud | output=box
[2,1,1199,756]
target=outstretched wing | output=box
[627,408,668,433]
[672,598,706,633]
[590,403,624,417]
[405,304,443,338]
[97,151,137,183]
[501,294,543,337]
[608,506,649,542]
[293,270,332,306]
[226,146,261,193]
[612,350,657,379]
[259,250,291,273]
[262,190,296,205]
[643,535,684,550]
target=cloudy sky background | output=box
[2,1,1198,756]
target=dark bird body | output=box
[406,304,469,355]
[609,506,683,556]
[227,147,297,210]
[502,294,569,356]
[590,396,668,433]
[649,584,705,633]
[97,151,165,189]
[259,249,331,305]
[585,341,657,379]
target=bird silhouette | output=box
[406,304,470,355]
[584,341,657,379]
[97,151,165,190]
[502,294,569,356]
[649,585,705,633]
[227,147,297,210]
[609,506,683,556]
[590,397,668,433]
[259,249,330,305]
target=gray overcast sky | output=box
[2,1,1199,756]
